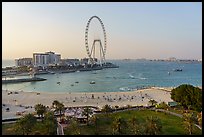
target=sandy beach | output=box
[2,87,174,119]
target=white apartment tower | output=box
[33,51,61,68]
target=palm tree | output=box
[68,118,80,135]
[148,99,158,106]
[90,115,98,134]
[114,105,119,110]
[112,116,123,135]
[183,112,195,135]
[197,112,202,128]
[156,101,168,110]
[82,106,93,125]
[52,100,60,108]
[34,103,46,120]
[14,113,37,135]
[14,117,26,135]
[127,104,132,109]
[101,104,112,115]
[144,116,162,135]
[43,111,58,135]
[126,104,132,114]
[128,116,140,135]
[52,100,65,122]
[57,103,65,122]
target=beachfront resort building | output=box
[33,51,61,68]
[80,58,97,66]
[15,58,33,67]
[60,59,80,67]
[80,58,89,66]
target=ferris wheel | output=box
[85,16,107,66]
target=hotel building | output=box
[60,59,80,66]
[15,58,33,67]
[33,51,61,68]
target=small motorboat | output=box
[173,69,182,72]
[90,81,96,84]
[129,75,135,79]
[57,82,60,84]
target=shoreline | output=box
[2,87,175,119]
[2,85,175,94]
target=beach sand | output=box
[2,87,174,119]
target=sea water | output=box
[2,60,202,93]
[2,60,15,68]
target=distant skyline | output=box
[2,2,202,60]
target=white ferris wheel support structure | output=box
[85,16,107,66]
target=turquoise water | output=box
[2,60,202,93]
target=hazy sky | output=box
[2,2,202,60]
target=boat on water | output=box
[173,69,182,72]
[90,81,96,84]
[79,67,103,71]
[128,73,135,79]
[35,70,49,75]
[57,82,60,84]
[48,71,55,74]
[102,62,119,68]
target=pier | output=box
[2,77,47,84]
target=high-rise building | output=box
[33,53,49,67]
[45,51,61,65]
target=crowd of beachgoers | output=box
[2,87,175,120]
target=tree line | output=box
[10,84,202,135]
